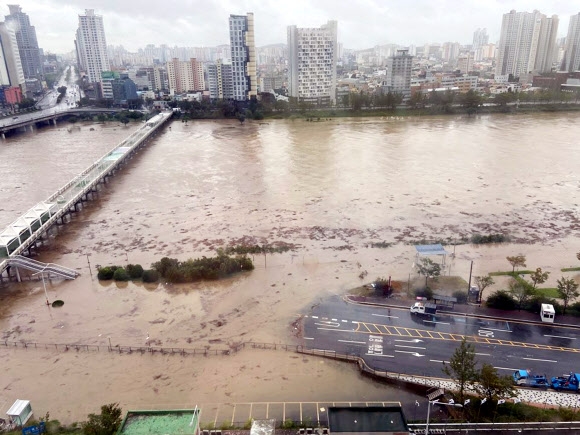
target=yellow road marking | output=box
[353,322,580,353]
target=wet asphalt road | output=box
[301,296,580,380]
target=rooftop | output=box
[118,409,200,435]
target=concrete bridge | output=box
[0,107,126,138]
[0,111,173,282]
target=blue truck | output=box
[550,373,580,392]
[512,370,550,389]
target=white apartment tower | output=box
[496,10,559,79]
[166,58,205,94]
[561,13,580,72]
[287,20,338,104]
[472,28,489,52]
[5,5,42,79]
[385,49,413,98]
[229,13,257,101]
[76,9,110,83]
[0,22,25,88]
[207,59,233,99]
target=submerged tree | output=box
[416,257,441,289]
[506,255,526,273]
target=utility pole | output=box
[468,260,473,292]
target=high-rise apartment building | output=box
[0,22,25,89]
[495,10,558,79]
[207,59,233,99]
[229,13,257,101]
[4,5,42,79]
[166,58,205,94]
[561,13,580,72]
[75,9,110,83]
[385,49,413,98]
[472,28,489,52]
[287,20,338,104]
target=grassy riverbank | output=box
[264,102,580,120]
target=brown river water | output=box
[0,114,580,423]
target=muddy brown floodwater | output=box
[1,114,580,423]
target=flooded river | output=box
[1,113,579,422]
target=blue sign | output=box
[22,422,45,435]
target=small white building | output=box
[6,399,33,426]
[541,303,555,323]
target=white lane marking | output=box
[475,353,491,356]
[303,337,314,340]
[365,353,394,358]
[317,327,356,332]
[544,334,576,340]
[494,367,520,371]
[430,359,450,364]
[523,357,557,363]
[310,316,318,319]
[394,339,424,343]
[395,344,427,350]
[480,327,512,332]
[342,320,348,322]
[331,318,338,321]
[395,350,424,357]
[372,313,399,319]
[338,340,366,344]
[423,320,451,325]
[351,321,359,324]
[315,322,340,327]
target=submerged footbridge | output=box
[0,111,173,281]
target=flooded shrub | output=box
[125,264,144,279]
[152,254,254,283]
[486,290,517,310]
[414,287,433,300]
[142,269,159,283]
[470,233,510,244]
[97,267,115,280]
[452,290,468,304]
[113,267,130,281]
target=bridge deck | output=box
[0,111,172,273]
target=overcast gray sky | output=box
[2,1,578,54]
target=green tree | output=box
[408,92,426,109]
[460,89,483,115]
[416,257,442,289]
[506,255,526,273]
[474,276,494,302]
[508,279,534,310]
[557,277,580,314]
[530,267,549,289]
[442,338,478,406]
[474,363,515,402]
[57,86,68,96]
[82,403,122,435]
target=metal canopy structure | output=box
[415,244,449,256]
[0,202,56,256]
[415,243,449,267]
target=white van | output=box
[540,303,555,323]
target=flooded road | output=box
[1,113,580,422]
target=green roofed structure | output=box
[118,408,200,435]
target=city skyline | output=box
[1,1,578,54]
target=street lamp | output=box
[32,271,50,306]
[425,399,464,434]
